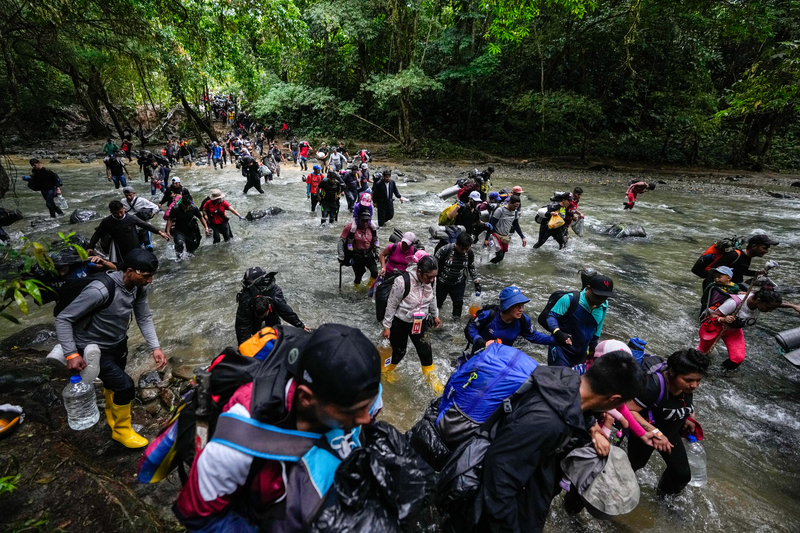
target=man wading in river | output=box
[57,249,167,448]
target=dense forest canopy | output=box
[0,0,798,168]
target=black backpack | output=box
[375,271,411,322]
[53,274,117,319]
[536,290,581,331]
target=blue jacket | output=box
[546,289,607,367]
[212,145,222,158]
[467,310,553,348]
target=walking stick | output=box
[339,261,343,290]
[702,260,778,354]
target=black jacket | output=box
[478,366,589,533]
[318,175,343,204]
[372,179,401,206]
[31,167,61,191]
[88,213,161,260]
[235,274,304,344]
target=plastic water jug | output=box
[685,435,708,487]
[62,375,100,430]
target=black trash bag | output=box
[69,209,98,224]
[306,421,436,533]
[0,207,23,226]
[405,397,452,472]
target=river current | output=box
[3,154,800,532]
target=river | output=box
[3,154,800,532]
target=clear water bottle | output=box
[57,194,69,209]
[62,375,100,430]
[685,435,708,487]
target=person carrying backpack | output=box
[466,352,644,533]
[626,348,709,495]
[234,267,310,344]
[545,275,614,368]
[173,324,383,532]
[465,286,553,353]
[28,158,64,218]
[483,195,525,263]
[378,231,416,274]
[381,253,443,393]
[339,211,379,287]
[55,249,166,448]
[533,192,571,250]
[700,234,778,291]
[435,232,480,320]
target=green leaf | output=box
[13,289,28,314]
[69,244,89,261]
[24,280,43,305]
[0,313,21,324]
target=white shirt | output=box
[718,293,760,328]
[122,195,159,216]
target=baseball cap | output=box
[122,249,159,273]
[122,186,135,194]
[469,191,481,201]
[748,234,778,246]
[29,158,40,166]
[243,266,266,286]
[593,339,631,358]
[171,177,181,183]
[298,324,381,406]
[401,231,416,245]
[712,266,734,277]
[511,186,524,194]
[489,191,501,201]
[499,286,530,311]
[588,275,616,298]
[358,210,372,221]
[360,193,372,206]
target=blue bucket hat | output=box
[712,266,734,277]
[499,286,530,311]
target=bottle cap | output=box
[70,375,82,384]
[688,434,697,443]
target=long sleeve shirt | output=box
[382,265,438,329]
[55,271,160,355]
[434,243,477,285]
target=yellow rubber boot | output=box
[103,389,115,431]
[109,400,149,449]
[381,363,399,383]
[421,365,444,395]
[367,276,376,288]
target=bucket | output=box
[775,327,800,352]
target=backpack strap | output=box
[401,271,411,300]
[211,412,320,461]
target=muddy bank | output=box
[0,325,185,533]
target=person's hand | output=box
[457,201,465,208]
[554,330,572,347]
[590,425,611,457]
[722,315,736,324]
[521,238,527,247]
[205,228,210,236]
[483,240,490,247]
[379,268,386,276]
[682,417,697,433]
[303,326,312,333]
[56,187,62,195]
[66,354,87,372]
[433,317,442,328]
[159,231,170,241]
[89,256,104,264]
[152,349,166,368]
[485,223,493,232]
[473,338,486,351]
[382,328,391,339]
[399,197,404,204]
[650,430,673,453]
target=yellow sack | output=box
[438,203,460,225]
[548,213,565,229]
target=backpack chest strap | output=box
[211,413,321,461]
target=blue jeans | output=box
[187,512,259,533]
[111,175,127,189]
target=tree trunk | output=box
[179,92,218,143]
[70,73,109,136]
[398,88,412,148]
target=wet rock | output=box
[726,176,739,181]
[658,180,667,185]
[0,207,24,226]
[588,164,615,171]
[246,207,284,221]
[172,364,199,381]
[138,370,163,389]
[159,388,177,411]
[69,209,98,224]
[138,388,159,402]
[791,181,800,188]
[78,154,97,163]
[0,324,57,355]
[767,192,786,199]
[145,401,163,416]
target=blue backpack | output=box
[436,343,538,449]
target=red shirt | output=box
[307,173,322,194]
[205,200,231,225]
[299,143,310,158]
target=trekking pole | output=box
[703,260,778,354]
[338,261,343,290]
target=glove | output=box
[457,201,465,208]
[554,330,571,347]
[485,223,493,232]
[473,338,486,351]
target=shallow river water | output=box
[3,154,800,532]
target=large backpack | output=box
[537,290,581,331]
[52,273,117,319]
[436,343,538,449]
[639,355,668,423]
[137,325,312,484]
[438,203,459,225]
[691,236,744,278]
[375,270,411,322]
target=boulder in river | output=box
[70,209,98,224]
[791,181,800,188]
[246,207,284,221]
[606,223,647,239]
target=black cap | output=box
[748,234,779,246]
[121,249,158,273]
[29,158,40,166]
[297,324,380,406]
[588,275,616,298]
[358,210,372,221]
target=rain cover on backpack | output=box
[436,343,537,449]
